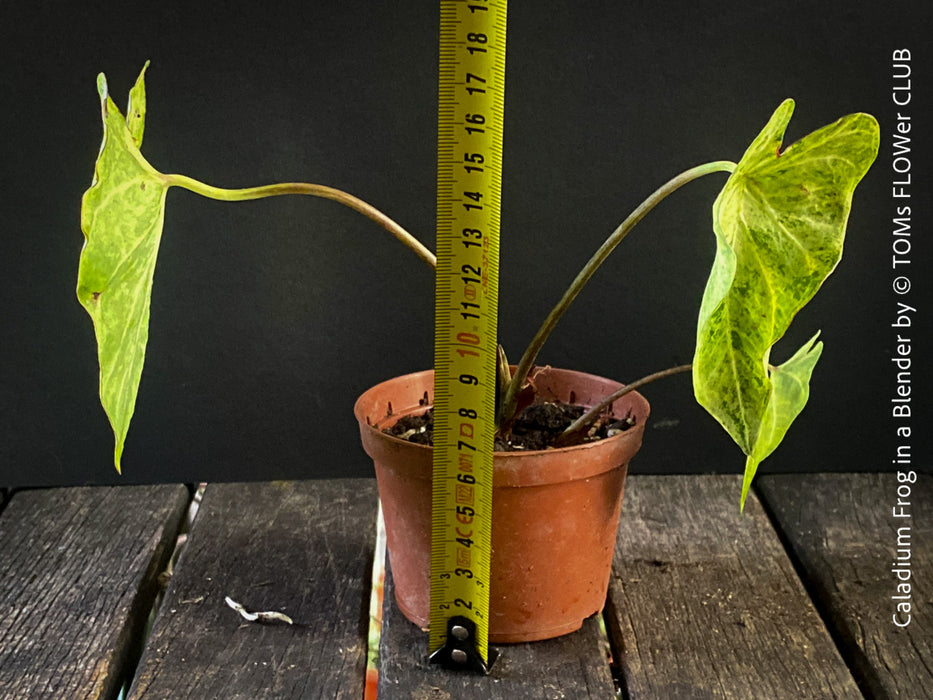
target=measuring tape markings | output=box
[430,0,507,669]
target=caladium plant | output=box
[78,63,879,507]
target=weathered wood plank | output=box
[378,563,618,698]
[128,479,378,699]
[607,474,861,699]
[0,485,189,700]
[758,472,933,699]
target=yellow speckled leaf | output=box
[77,64,167,472]
[693,100,879,507]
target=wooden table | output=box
[1,473,929,699]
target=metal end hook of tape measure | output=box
[428,616,499,674]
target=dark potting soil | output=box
[384,401,636,451]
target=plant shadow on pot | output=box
[355,366,649,644]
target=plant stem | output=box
[164,175,437,270]
[498,160,736,425]
[556,363,693,446]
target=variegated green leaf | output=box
[77,65,168,472]
[125,60,149,148]
[740,331,822,502]
[693,99,879,508]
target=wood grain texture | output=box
[378,564,618,699]
[128,480,377,700]
[758,472,933,699]
[0,485,189,700]
[607,474,860,699]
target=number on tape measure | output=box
[429,0,507,672]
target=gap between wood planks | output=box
[750,477,860,692]
[116,483,203,699]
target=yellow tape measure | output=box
[429,0,507,673]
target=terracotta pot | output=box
[354,366,649,643]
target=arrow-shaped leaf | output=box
[77,63,168,472]
[693,99,879,508]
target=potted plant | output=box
[77,63,879,642]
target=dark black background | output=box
[1,1,929,486]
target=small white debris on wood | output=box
[224,596,294,625]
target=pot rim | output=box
[354,366,650,488]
